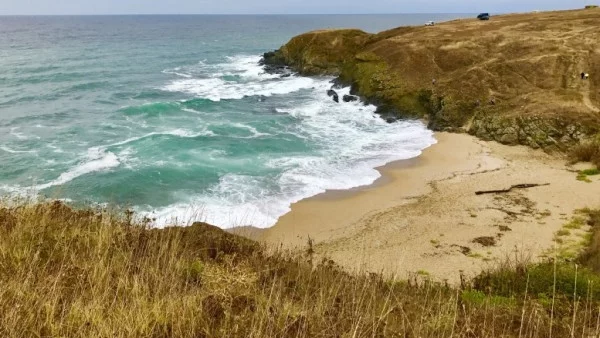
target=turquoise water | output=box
[0,15,461,227]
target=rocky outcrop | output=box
[342,95,359,102]
[469,114,600,151]
[327,89,339,103]
[262,29,369,76]
[262,9,600,151]
[260,51,290,75]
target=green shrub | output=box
[183,260,205,284]
[569,140,600,167]
[564,217,585,229]
[581,168,600,176]
[461,290,516,307]
[578,209,600,272]
[473,262,600,300]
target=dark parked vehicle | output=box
[477,13,490,20]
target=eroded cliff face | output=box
[470,114,600,152]
[263,29,369,76]
[262,9,600,151]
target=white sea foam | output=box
[10,127,29,140]
[107,128,215,149]
[221,55,281,80]
[161,55,314,101]
[34,148,120,190]
[161,68,193,78]
[13,128,216,193]
[0,146,37,154]
[163,76,314,101]
[147,75,437,228]
[47,143,65,153]
[181,107,203,115]
[229,123,271,138]
[4,55,436,230]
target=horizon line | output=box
[0,12,519,17]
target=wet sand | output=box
[257,132,600,283]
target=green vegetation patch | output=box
[577,168,600,182]
[577,209,600,272]
[461,290,516,308]
[581,168,600,176]
[577,172,592,182]
[564,217,585,230]
[473,262,600,300]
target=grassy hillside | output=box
[264,9,600,151]
[2,201,600,337]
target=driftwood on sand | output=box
[475,183,550,195]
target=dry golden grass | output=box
[269,8,600,134]
[368,9,600,130]
[569,139,600,167]
[2,201,600,337]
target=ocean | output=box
[0,14,464,228]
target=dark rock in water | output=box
[327,89,339,103]
[374,104,396,116]
[260,50,291,75]
[375,105,401,123]
[263,64,289,75]
[329,77,349,89]
[280,73,291,78]
[343,95,359,102]
[260,51,286,66]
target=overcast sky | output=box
[0,0,586,15]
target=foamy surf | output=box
[161,55,315,101]
[2,52,436,230]
[145,76,436,228]
[5,128,217,195]
[34,148,121,191]
[0,146,37,154]
[162,76,315,101]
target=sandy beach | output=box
[257,132,600,283]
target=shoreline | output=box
[228,142,430,240]
[249,132,600,283]
[297,155,423,202]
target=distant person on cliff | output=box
[582,72,586,80]
[585,73,590,80]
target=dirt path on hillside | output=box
[583,82,600,112]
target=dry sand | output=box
[258,132,600,283]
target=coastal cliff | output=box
[263,9,600,151]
